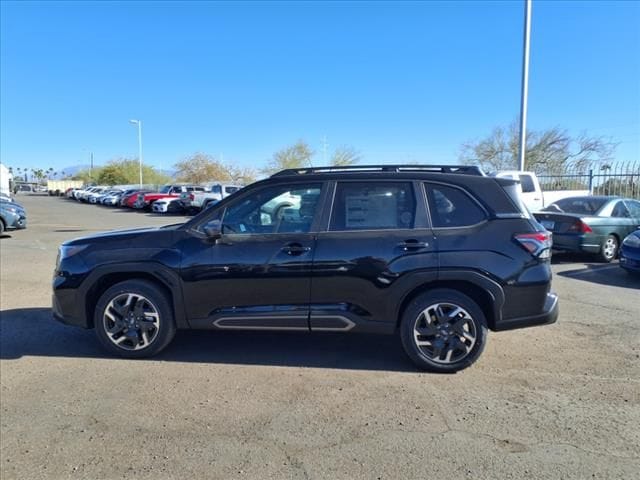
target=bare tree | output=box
[174,153,233,184]
[459,121,617,173]
[262,141,314,176]
[331,145,361,166]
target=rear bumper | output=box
[551,234,602,254]
[494,292,559,331]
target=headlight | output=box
[4,206,17,213]
[58,244,88,261]
[623,234,640,248]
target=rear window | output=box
[425,184,486,228]
[546,197,607,215]
[519,174,536,193]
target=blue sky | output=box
[1,0,639,173]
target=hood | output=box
[64,224,182,246]
[0,200,25,211]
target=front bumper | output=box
[4,212,27,230]
[620,249,640,273]
[494,292,559,331]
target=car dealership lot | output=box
[1,195,639,479]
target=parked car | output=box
[122,190,152,208]
[102,189,135,206]
[620,229,640,275]
[0,199,27,234]
[494,171,590,212]
[180,183,242,211]
[53,164,558,373]
[75,186,103,202]
[534,196,640,262]
[134,185,204,211]
[88,188,116,204]
[151,197,185,214]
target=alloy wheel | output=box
[413,302,477,364]
[103,293,160,351]
[603,237,617,260]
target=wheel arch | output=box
[83,264,187,329]
[396,272,504,331]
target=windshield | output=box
[545,197,608,215]
[158,185,172,194]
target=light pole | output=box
[129,119,143,187]
[518,0,532,171]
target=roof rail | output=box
[271,164,486,177]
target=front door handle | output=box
[397,240,428,251]
[281,243,311,256]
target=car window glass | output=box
[612,201,630,218]
[426,184,486,228]
[330,182,416,231]
[519,174,536,193]
[220,183,322,235]
[625,200,640,217]
[545,197,607,214]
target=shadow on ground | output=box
[0,307,416,371]
[556,262,639,288]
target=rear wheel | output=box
[400,289,488,373]
[94,280,176,358]
[0,219,5,235]
[598,235,618,263]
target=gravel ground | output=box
[1,194,639,480]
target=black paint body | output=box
[53,171,558,336]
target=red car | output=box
[122,190,151,208]
[133,185,205,210]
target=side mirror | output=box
[203,220,222,240]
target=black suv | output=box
[53,165,558,372]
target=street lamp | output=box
[129,119,143,187]
[517,0,532,171]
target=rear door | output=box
[309,180,437,332]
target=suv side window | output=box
[425,183,486,228]
[330,182,416,231]
[220,183,322,234]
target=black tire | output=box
[0,218,5,235]
[597,234,618,263]
[400,289,488,373]
[94,280,176,358]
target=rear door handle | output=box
[281,243,311,256]
[397,240,428,251]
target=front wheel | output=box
[94,280,176,358]
[400,289,488,373]
[598,235,618,263]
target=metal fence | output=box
[536,161,640,199]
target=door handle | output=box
[397,240,428,251]
[281,243,311,256]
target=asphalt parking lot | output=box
[1,195,639,480]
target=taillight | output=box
[515,231,552,259]
[568,220,593,233]
[189,193,195,201]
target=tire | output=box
[597,235,618,263]
[0,218,5,235]
[94,280,176,358]
[400,289,488,373]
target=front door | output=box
[180,182,325,330]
